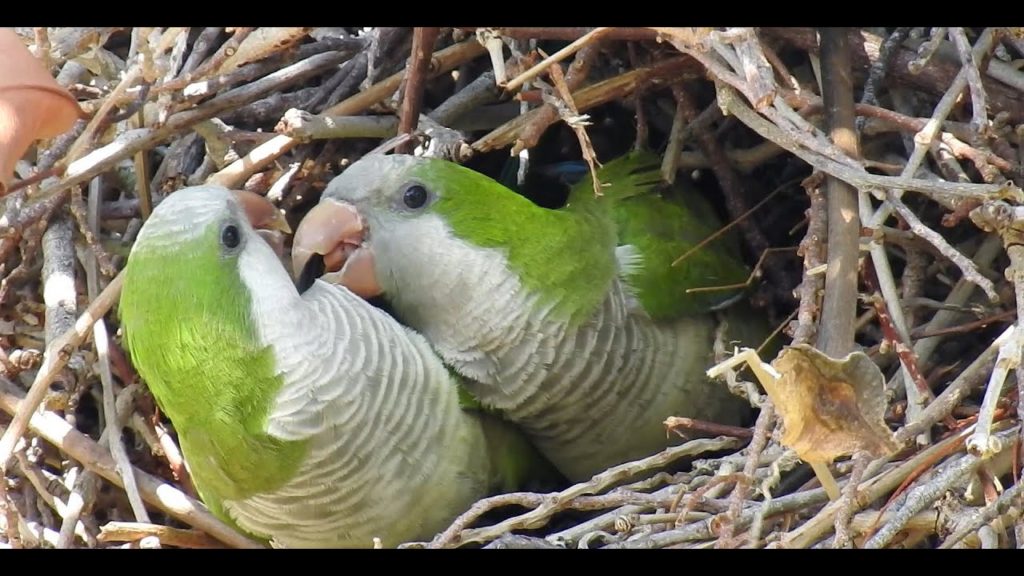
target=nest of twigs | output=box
[0,26,1022,549]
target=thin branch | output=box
[940,465,1024,548]
[833,452,870,548]
[0,272,123,472]
[608,487,831,549]
[856,28,911,133]
[792,178,827,345]
[474,57,697,153]
[98,521,224,549]
[0,477,22,548]
[717,403,774,547]
[149,417,194,497]
[716,84,1017,203]
[84,177,148,524]
[889,195,999,303]
[949,28,990,141]
[68,189,118,277]
[816,27,862,358]
[863,451,983,548]
[503,27,610,92]
[179,27,222,76]
[429,71,499,126]
[895,328,1005,445]
[12,450,87,543]
[664,417,754,439]
[157,28,253,94]
[276,111,399,141]
[56,466,97,548]
[661,86,688,185]
[396,28,439,154]
[544,51,601,196]
[909,28,948,74]
[909,234,1004,373]
[512,42,602,155]
[762,28,1023,123]
[0,384,262,549]
[862,259,938,406]
[206,39,487,188]
[427,436,743,548]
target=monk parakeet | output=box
[292,151,766,482]
[118,186,551,548]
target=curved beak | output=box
[232,189,291,259]
[232,190,291,234]
[291,198,382,298]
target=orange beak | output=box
[233,189,291,234]
[291,199,382,298]
[232,189,291,259]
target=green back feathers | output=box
[417,150,750,323]
[416,160,619,325]
[566,151,751,320]
[565,150,667,207]
[119,214,306,505]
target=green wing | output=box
[567,150,751,320]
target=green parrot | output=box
[118,185,551,548]
[291,150,766,482]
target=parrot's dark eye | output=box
[403,184,428,209]
[221,225,241,249]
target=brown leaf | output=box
[0,29,82,195]
[768,344,899,463]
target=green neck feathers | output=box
[119,224,305,505]
[416,160,619,325]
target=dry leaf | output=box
[0,29,82,194]
[768,344,899,463]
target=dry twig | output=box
[0,272,124,472]
[425,436,743,548]
[0,383,261,548]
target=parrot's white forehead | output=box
[326,154,426,201]
[136,185,242,246]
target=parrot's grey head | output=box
[121,185,294,392]
[133,185,291,259]
[291,153,506,306]
[126,185,294,317]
